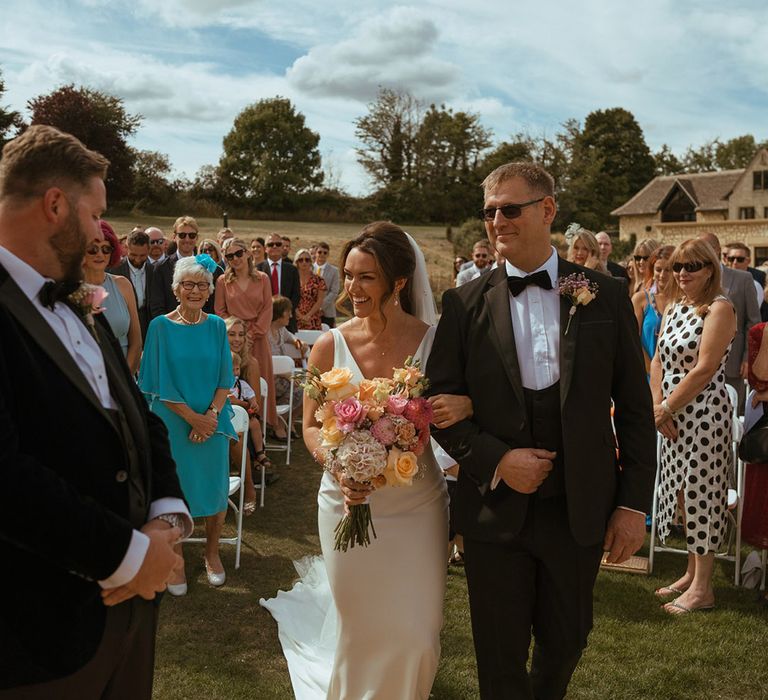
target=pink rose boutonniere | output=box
[68,283,108,341]
[557,273,598,335]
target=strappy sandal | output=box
[243,501,256,516]
[253,450,272,470]
[654,584,689,600]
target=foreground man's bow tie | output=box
[38,280,79,310]
[507,270,552,296]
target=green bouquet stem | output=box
[334,503,377,552]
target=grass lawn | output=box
[154,441,768,700]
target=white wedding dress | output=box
[261,326,449,700]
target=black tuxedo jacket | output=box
[0,263,185,687]
[108,258,154,339]
[258,259,300,331]
[607,259,629,281]
[149,254,222,319]
[748,267,768,322]
[427,259,656,546]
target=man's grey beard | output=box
[49,210,86,285]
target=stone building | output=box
[612,149,768,264]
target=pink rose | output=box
[387,395,409,415]
[370,416,397,446]
[334,397,364,426]
[403,398,433,430]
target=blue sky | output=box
[2,0,767,196]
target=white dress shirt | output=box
[0,245,192,588]
[127,259,147,308]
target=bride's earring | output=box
[394,294,399,307]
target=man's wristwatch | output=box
[155,513,183,530]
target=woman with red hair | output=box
[82,220,142,373]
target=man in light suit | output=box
[699,233,760,412]
[455,240,492,286]
[313,240,339,327]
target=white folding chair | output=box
[267,355,297,465]
[186,405,249,569]
[296,329,324,347]
[321,323,330,331]
[254,377,268,507]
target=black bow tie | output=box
[507,270,553,296]
[38,280,80,310]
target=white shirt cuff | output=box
[98,529,149,589]
[491,465,502,490]
[149,497,194,539]
[617,506,646,517]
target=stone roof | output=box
[611,169,743,217]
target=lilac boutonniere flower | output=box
[68,283,108,341]
[557,273,598,335]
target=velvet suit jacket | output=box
[258,259,300,331]
[427,259,656,546]
[0,263,184,688]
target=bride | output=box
[261,222,471,699]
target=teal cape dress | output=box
[139,314,236,518]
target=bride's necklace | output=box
[176,305,203,325]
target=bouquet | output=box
[301,358,433,552]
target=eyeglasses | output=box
[296,258,312,263]
[179,281,210,291]
[86,244,114,256]
[225,249,246,261]
[672,261,711,273]
[478,197,545,221]
[266,242,282,248]
[726,255,747,263]
[176,231,198,240]
[633,255,649,262]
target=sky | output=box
[1,0,767,196]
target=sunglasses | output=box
[180,281,210,291]
[266,242,282,248]
[86,244,114,256]
[225,249,246,261]
[474,253,489,258]
[726,255,747,263]
[149,238,165,244]
[672,261,711,273]
[199,246,215,253]
[478,197,545,222]
[633,255,649,262]
[296,257,312,263]
[176,231,198,240]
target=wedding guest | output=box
[217,227,234,248]
[227,351,260,514]
[455,240,492,286]
[215,238,285,439]
[453,255,468,282]
[258,233,300,331]
[146,226,167,264]
[109,228,154,340]
[139,255,237,593]
[652,238,736,614]
[724,241,765,312]
[295,247,327,330]
[314,240,339,327]
[83,221,142,374]
[269,295,306,423]
[631,238,661,294]
[199,238,225,272]
[281,235,292,263]
[566,225,608,274]
[632,245,674,376]
[250,236,266,265]
[597,231,630,281]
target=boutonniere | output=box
[67,283,108,341]
[557,273,598,335]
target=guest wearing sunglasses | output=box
[629,238,660,295]
[146,226,167,264]
[724,241,766,315]
[455,240,492,286]
[83,220,142,374]
[257,233,301,332]
[150,216,222,319]
[652,238,736,614]
[215,238,286,440]
[198,238,225,272]
[294,248,327,330]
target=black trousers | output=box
[321,315,336,328]
[3,598,157,700]
[463,496,603,700]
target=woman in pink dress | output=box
[214,237,285,438]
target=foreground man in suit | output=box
[428,162,656,700]
[0,125,192,698]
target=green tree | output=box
[27,84,141,201]
[218,97,323,210]
[715,135,767,170]
[681,139,718,172]
[0,70,23,150]
[131,149,174,207]
[653,144,684,175]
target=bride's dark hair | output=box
[338,221,416,315]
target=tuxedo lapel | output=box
[557,259,580,409]
[484,268,525,413]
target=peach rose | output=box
[325,382,358,402]
[358,378,378,402]
[365,404,385,421]
[320,417,344,447]
[575,288,595,305]
[386,447,419,486]
[314,402,335,422]
[320,367,354,389]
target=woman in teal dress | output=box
[139,254,237,595]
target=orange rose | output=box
[325,382,358,402]
[320,417,344,447]
[385,447,419,487]
[358,379,377,402]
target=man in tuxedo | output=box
[313,240,339,327]
[0,125,192,698]
[596,231,630,281]
[258,233,300,331]
[428,162,656,700]
[149,215,221,319]
[699,233,760,412]
[109,228,154,340]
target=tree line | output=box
[0,69,765,231]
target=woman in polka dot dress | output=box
[650,238,736,615]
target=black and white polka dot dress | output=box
[656,299,733,555]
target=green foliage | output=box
[27,84,141,201]
[653,144,685,175]
[0,70,23,150]
[452,218,486,257]
[218,97,323,210]
[131,149,175,208]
